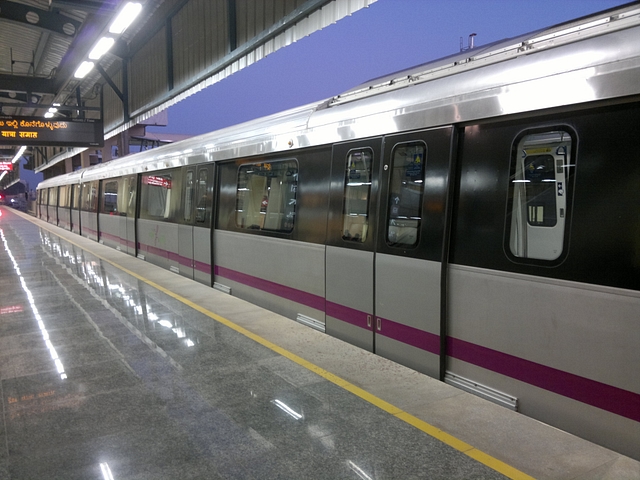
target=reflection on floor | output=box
[0,210,505,479]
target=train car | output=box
[37,3,640,460]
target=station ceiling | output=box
[0,0,376,163]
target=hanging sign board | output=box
[0,163,12,171]
[0,116,103,147]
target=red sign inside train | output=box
[0,162,12,171]
[143,176,172,189]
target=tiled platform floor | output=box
[1,206,638,479]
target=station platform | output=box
[1,206,638,480]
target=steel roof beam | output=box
[0,0,81,37]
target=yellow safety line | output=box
[19,210,534,480]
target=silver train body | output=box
[37,3,640,459]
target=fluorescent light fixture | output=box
[89,37,115,60]
[74,61,95,79]
[109,2,142,34]
[44,112,54,118]
[12,146,26,163]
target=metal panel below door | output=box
[374,254,441,378]
[325,246,374,351]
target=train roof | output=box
[38,1,640,190]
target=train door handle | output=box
[376,317,381,332]
[367,315,372,329]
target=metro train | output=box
[36,3,640,459]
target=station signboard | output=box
[0,115,104,147]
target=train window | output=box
[236,160,298,233]
[124,176,136,217]
[81,182,98,212]
[386,142,427,247]
[140,173,172,219]
[139,169,184,222]
[49,187,58,207]
[342,149,373,243]
[102,181,118,214]
[38,189,47,206]
[184,171,194,223]
[72,185,81,210]
[195,169,210,224]
[59,185,70,208]
[507,130,574,262]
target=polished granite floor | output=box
[0,209,509,479]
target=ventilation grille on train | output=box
[296,314,325,333]
[445,372,518,411]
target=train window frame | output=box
[139,169,183,222]
[505,127,577,265]
[235,159,298,234]
[81,181,99,213]
[101,180,119,214]
[342,148,374,243]
[385,141,427,248]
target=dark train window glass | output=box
[342,149,373,243]
[102,181,118,214]
[184,170,194,223]
[508,130,574,261]
[236,160,298,233]
[195,169,211,224]
[386,142,426,247]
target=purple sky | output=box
[148,0,629,136]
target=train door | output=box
[193,165,214,285]
[373,128,452,377]
[325,138,383,351]
[123,175,137,255]
[177,163,213,285]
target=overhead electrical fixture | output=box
[74,61,95,79]
[89,37,116,60]
[109,2,143,34]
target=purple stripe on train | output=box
[214,265,325,311]
[214,263,640,422]
[447,337,640,422]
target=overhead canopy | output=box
[0,0,377,165]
